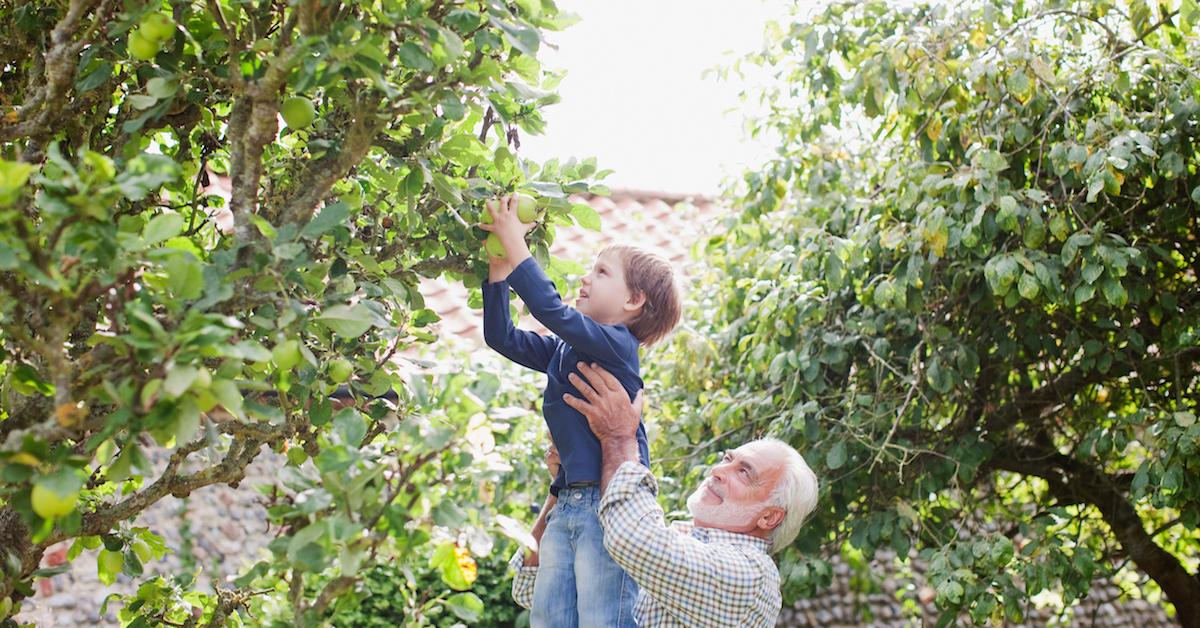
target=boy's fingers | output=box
[477,223,494,231]
[567,372,599,402]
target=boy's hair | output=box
[601,244,681,346]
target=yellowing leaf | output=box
[969,29,987,49]
[925,116,943,142]
[9,452,40,466]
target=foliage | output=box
[328,548,526,627]
[0,0,589,624]
[656,0,1200,625]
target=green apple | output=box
[281,96,316,129]
[127,30,160,61]
[130,539,153,563]
[515,193,540,222]
[327,357,353,383]
[97,549,124,577]
[140,13,175,43]
[31,482,77,519]
[272,340,302,370]
[485,233,506,258]
[481,206,494,224]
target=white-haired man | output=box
[510,362,820,627]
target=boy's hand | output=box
[544,444,561,479]
[479,195,535,265]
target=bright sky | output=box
[521,0,798,197]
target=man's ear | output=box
[623,290,647,312]
[757,506,786,533]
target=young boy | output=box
[479,194,681,627]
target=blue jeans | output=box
[531,485,639,628]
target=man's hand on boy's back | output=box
[479,195,535,266]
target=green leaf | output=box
[976,150,1007,172]
[826,442,847,470]
[431,172,463,204]
[440,134,488,167]
[0,159,36,206]
[333,408,367,446]
[570,202,601,231]
[936,579,964,604]
[1005,70,1030,96]
[1100,278,1127,307]
[162,366,198,399]
[301,201,350,240]
[211,379,244,418]
[12,364,55,396]
[316,303,375,338]
[493,17,540,56]
[397,42,434,72]
[445,592,484,622]
[164,252,204,300]
[1017,273,1040,300]
[146,77,178,99]
[143,213,184,245]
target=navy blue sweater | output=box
[482,257,650,493]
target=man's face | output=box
[687,441,787,534]
[576,251,635,324]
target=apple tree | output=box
[655,0,1200,625]
[0,0,601,624]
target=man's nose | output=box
[710,465,728,482]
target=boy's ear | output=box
[624,290,647,312]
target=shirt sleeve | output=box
[504,257,637,364]
[482,278,560,373]
[508,551,537,610]
[598,462,767,625]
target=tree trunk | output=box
[993,444,1200,627]
[1090,481,1200,628]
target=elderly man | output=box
[510,363,820,627]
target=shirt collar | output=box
[688,524,772,553]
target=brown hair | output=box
[601,244,682,346]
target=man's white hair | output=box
[756,437,819,554]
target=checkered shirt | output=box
[510,462,781,626]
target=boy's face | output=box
[576,251,639,324]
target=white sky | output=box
[521,0,799,197]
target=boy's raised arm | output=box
[482,257,558,373]
[505,257,632,362]
[480,196,633,363]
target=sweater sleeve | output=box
[482,278,560,373]
[504,257,636,364]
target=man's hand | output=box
[564,362,644,443]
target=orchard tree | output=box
[0,0,603,624]
[656,0,1199,625]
